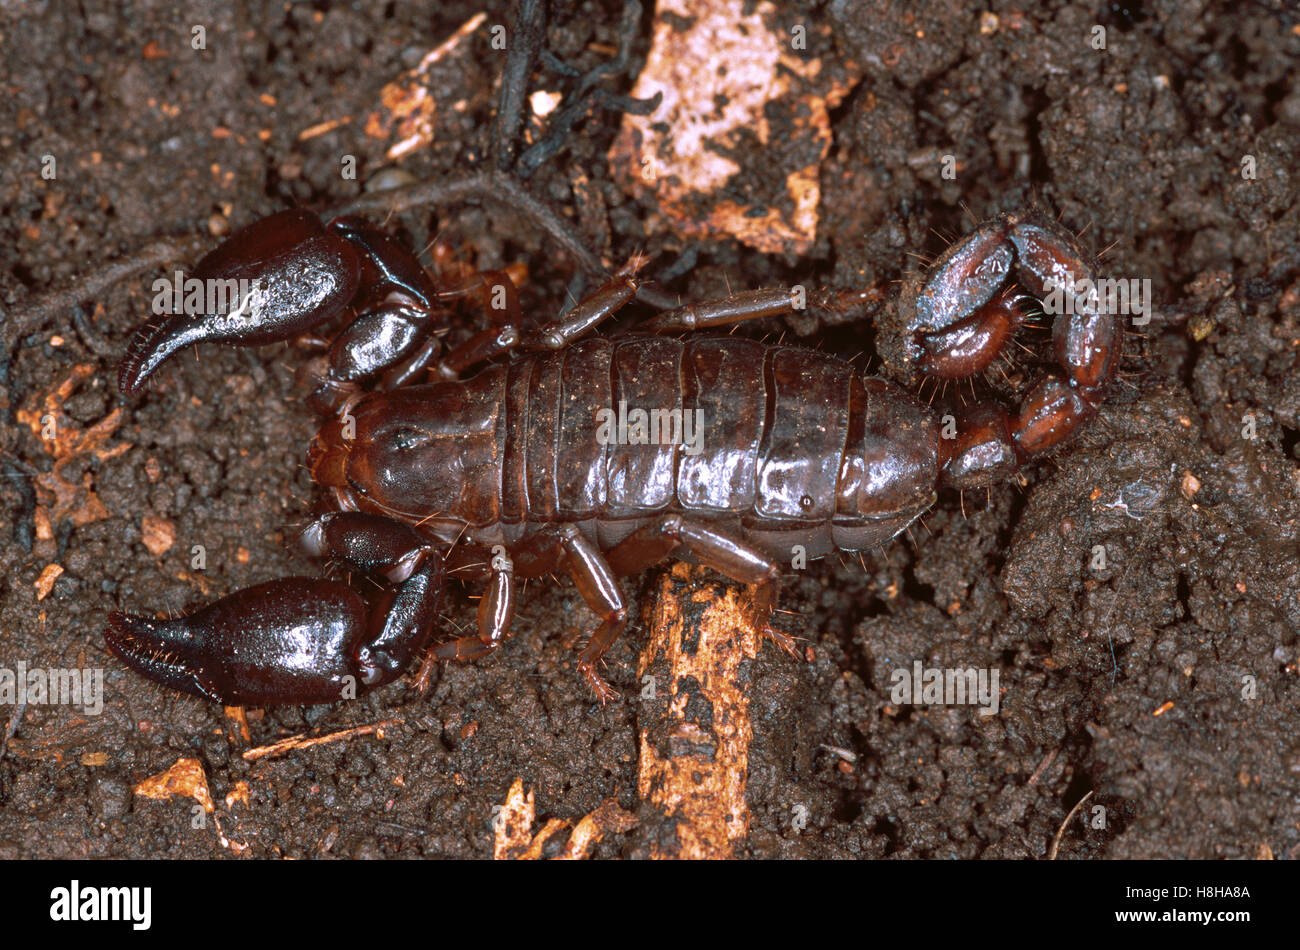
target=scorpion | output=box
[104,205,1118,706]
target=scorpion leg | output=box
[419,555,517,690]
[426,269,527,378]
[555,525,628,704]
[521,269,641,351]
[426,526,631,702]
[105,513,447,706]
[431,526,629,702]
[441,268,525,323]
[435,267,640,376]
[604,515,800,659]
[639,287,797,333]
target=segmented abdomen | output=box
[497,337,859,524]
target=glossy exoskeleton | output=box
[106,207,1118,706]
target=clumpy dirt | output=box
[1,0,1297,859]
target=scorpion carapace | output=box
[105,207,1117,706]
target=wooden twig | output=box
[1048,789,1094,860]
[5,236,206,349]
[242,719,401,761]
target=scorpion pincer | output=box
[105,208,1117,706]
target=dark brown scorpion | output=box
[105,207,1118,706]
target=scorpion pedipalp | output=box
[117,208,455,401]
[118,210,361,394]
[107,515,448,706]
[106,577,378,706]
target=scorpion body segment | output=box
[106,206,1120,706]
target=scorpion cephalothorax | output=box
[106,206,1117,706]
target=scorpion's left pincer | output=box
[106,516,448,706]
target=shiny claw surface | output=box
[119,210,362,394]
[106,577,371,706]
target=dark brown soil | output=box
[1,0,1297,859]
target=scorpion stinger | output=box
[891,209,1119,491]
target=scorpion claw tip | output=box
[118,316,211,395]
[104,611,217,702]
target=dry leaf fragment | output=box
[141,514,176,556]
[133,756,214,813]
[35,563,64,600]
[364,12,488,160]
[492,778,637,860]
[493,778,538,860]
[609,0,858,254]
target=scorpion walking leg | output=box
[418,554,517,691]
[555,525,628,705]
[428,269,526,378]
[426,526,629,702]
[639,287,796,332]
[440,268,525,321]
[522,267,641,350]
[604,515,801,659]
[436,267,641,376]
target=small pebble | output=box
[364,166,417,193]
